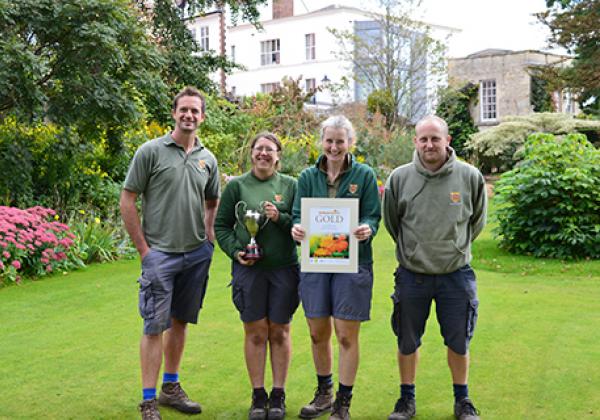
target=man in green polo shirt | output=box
[121,86,220,420]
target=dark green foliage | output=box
[530,76,554,113]
[435,83,478,157]
[538,0,600,116]
[494,133,600,259]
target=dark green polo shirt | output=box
[124,133,220,252]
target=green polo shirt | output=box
[123,133,220,252]
[215,171,298,269]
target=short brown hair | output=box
[172,86,206,113]
[250,131,282,152]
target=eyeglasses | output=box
[253,146,279,153]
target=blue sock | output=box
[401,384,415,400]
[317,373,333,388]
[453,384,469,401]
[142,388,156,401]
[163,372,179,383]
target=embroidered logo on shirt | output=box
[450,191,462,205]
[274,194,283,203]
[349,184,358,194]
[198,160,206,169]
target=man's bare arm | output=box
[204,198,219,243]
[120,189,150,259]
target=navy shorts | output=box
[137,241,214,335]
[391,265,479,355]
[299,264,373,321]
[230,263,300,324]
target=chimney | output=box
[272,0,293,19]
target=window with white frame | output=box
[260,39,280,66]
[199,26,209,51]
[230,45,236,62]
[480,80,497,121]
[305,78,316,104]
[261,82,280,94]
[305,33,315,61]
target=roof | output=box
[463,49,571,59]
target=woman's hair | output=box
[320,115,355,143]
[250,131,282,151]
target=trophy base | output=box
[243,244,262,260]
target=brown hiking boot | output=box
[329,392,351,420]
[139,399,162,420]
[158,382,202,414]
[299,384,334,418]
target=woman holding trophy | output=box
[291,115,381,420]
[215,132,299,420]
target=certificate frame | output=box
[300,197,359,273]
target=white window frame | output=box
[305,33,315,61]
[305,78,316,104]
[480,79,497,121]
[260,82,280,94]
[230,45,236,62]
[260,39,280,66]
[199,26,209,51]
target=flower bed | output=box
[0,206,80,284]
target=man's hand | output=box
[236,251,256,266]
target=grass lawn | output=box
[1,209,599,419]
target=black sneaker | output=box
[454,398,480,420]
[388,397,416,420]
[158,382,201,414]
[299,384,334,418]
[249,389,268,420]
[267,389,286,420]
[329,392,351,420]
[139,399,162,420]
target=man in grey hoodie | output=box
[383,115,487,420]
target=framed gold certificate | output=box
[300,198,359,273]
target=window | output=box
[261,82,280,94]
[199,26,209,51]
[305,78,316,104]
[230,45,236,62]
[260,39,280,66]
[305,33,315,61]
[480,80,497,121]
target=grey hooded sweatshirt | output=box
[383,148,487,274]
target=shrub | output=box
[465,113,600,173]
[68,210,135,264]
[494,133,600,259]
[0,206,82,285]
[367,89,396,129]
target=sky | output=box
[296,0,563,58]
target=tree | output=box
[537,0,600,116]
[330,0,446,129]
[0,0,167,129]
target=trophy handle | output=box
[258,201,271,230]
[235,201,247,226]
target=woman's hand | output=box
[291,224,306,242]
[236,251,256,266]
[262,201,280,222]
[353,224,372,242]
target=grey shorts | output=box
[299,264,373,321]
[391,265,479,355]
[230,263,300,324]
[137,241,214,335]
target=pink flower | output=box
[2,251,10,259]
[40,257,49,264]
[15,243,26,250]
[11,260,21,270]
[0,261,4,270]
[46,265,53,272]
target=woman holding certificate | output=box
[291,115,381,420]
[215,132,299,420]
